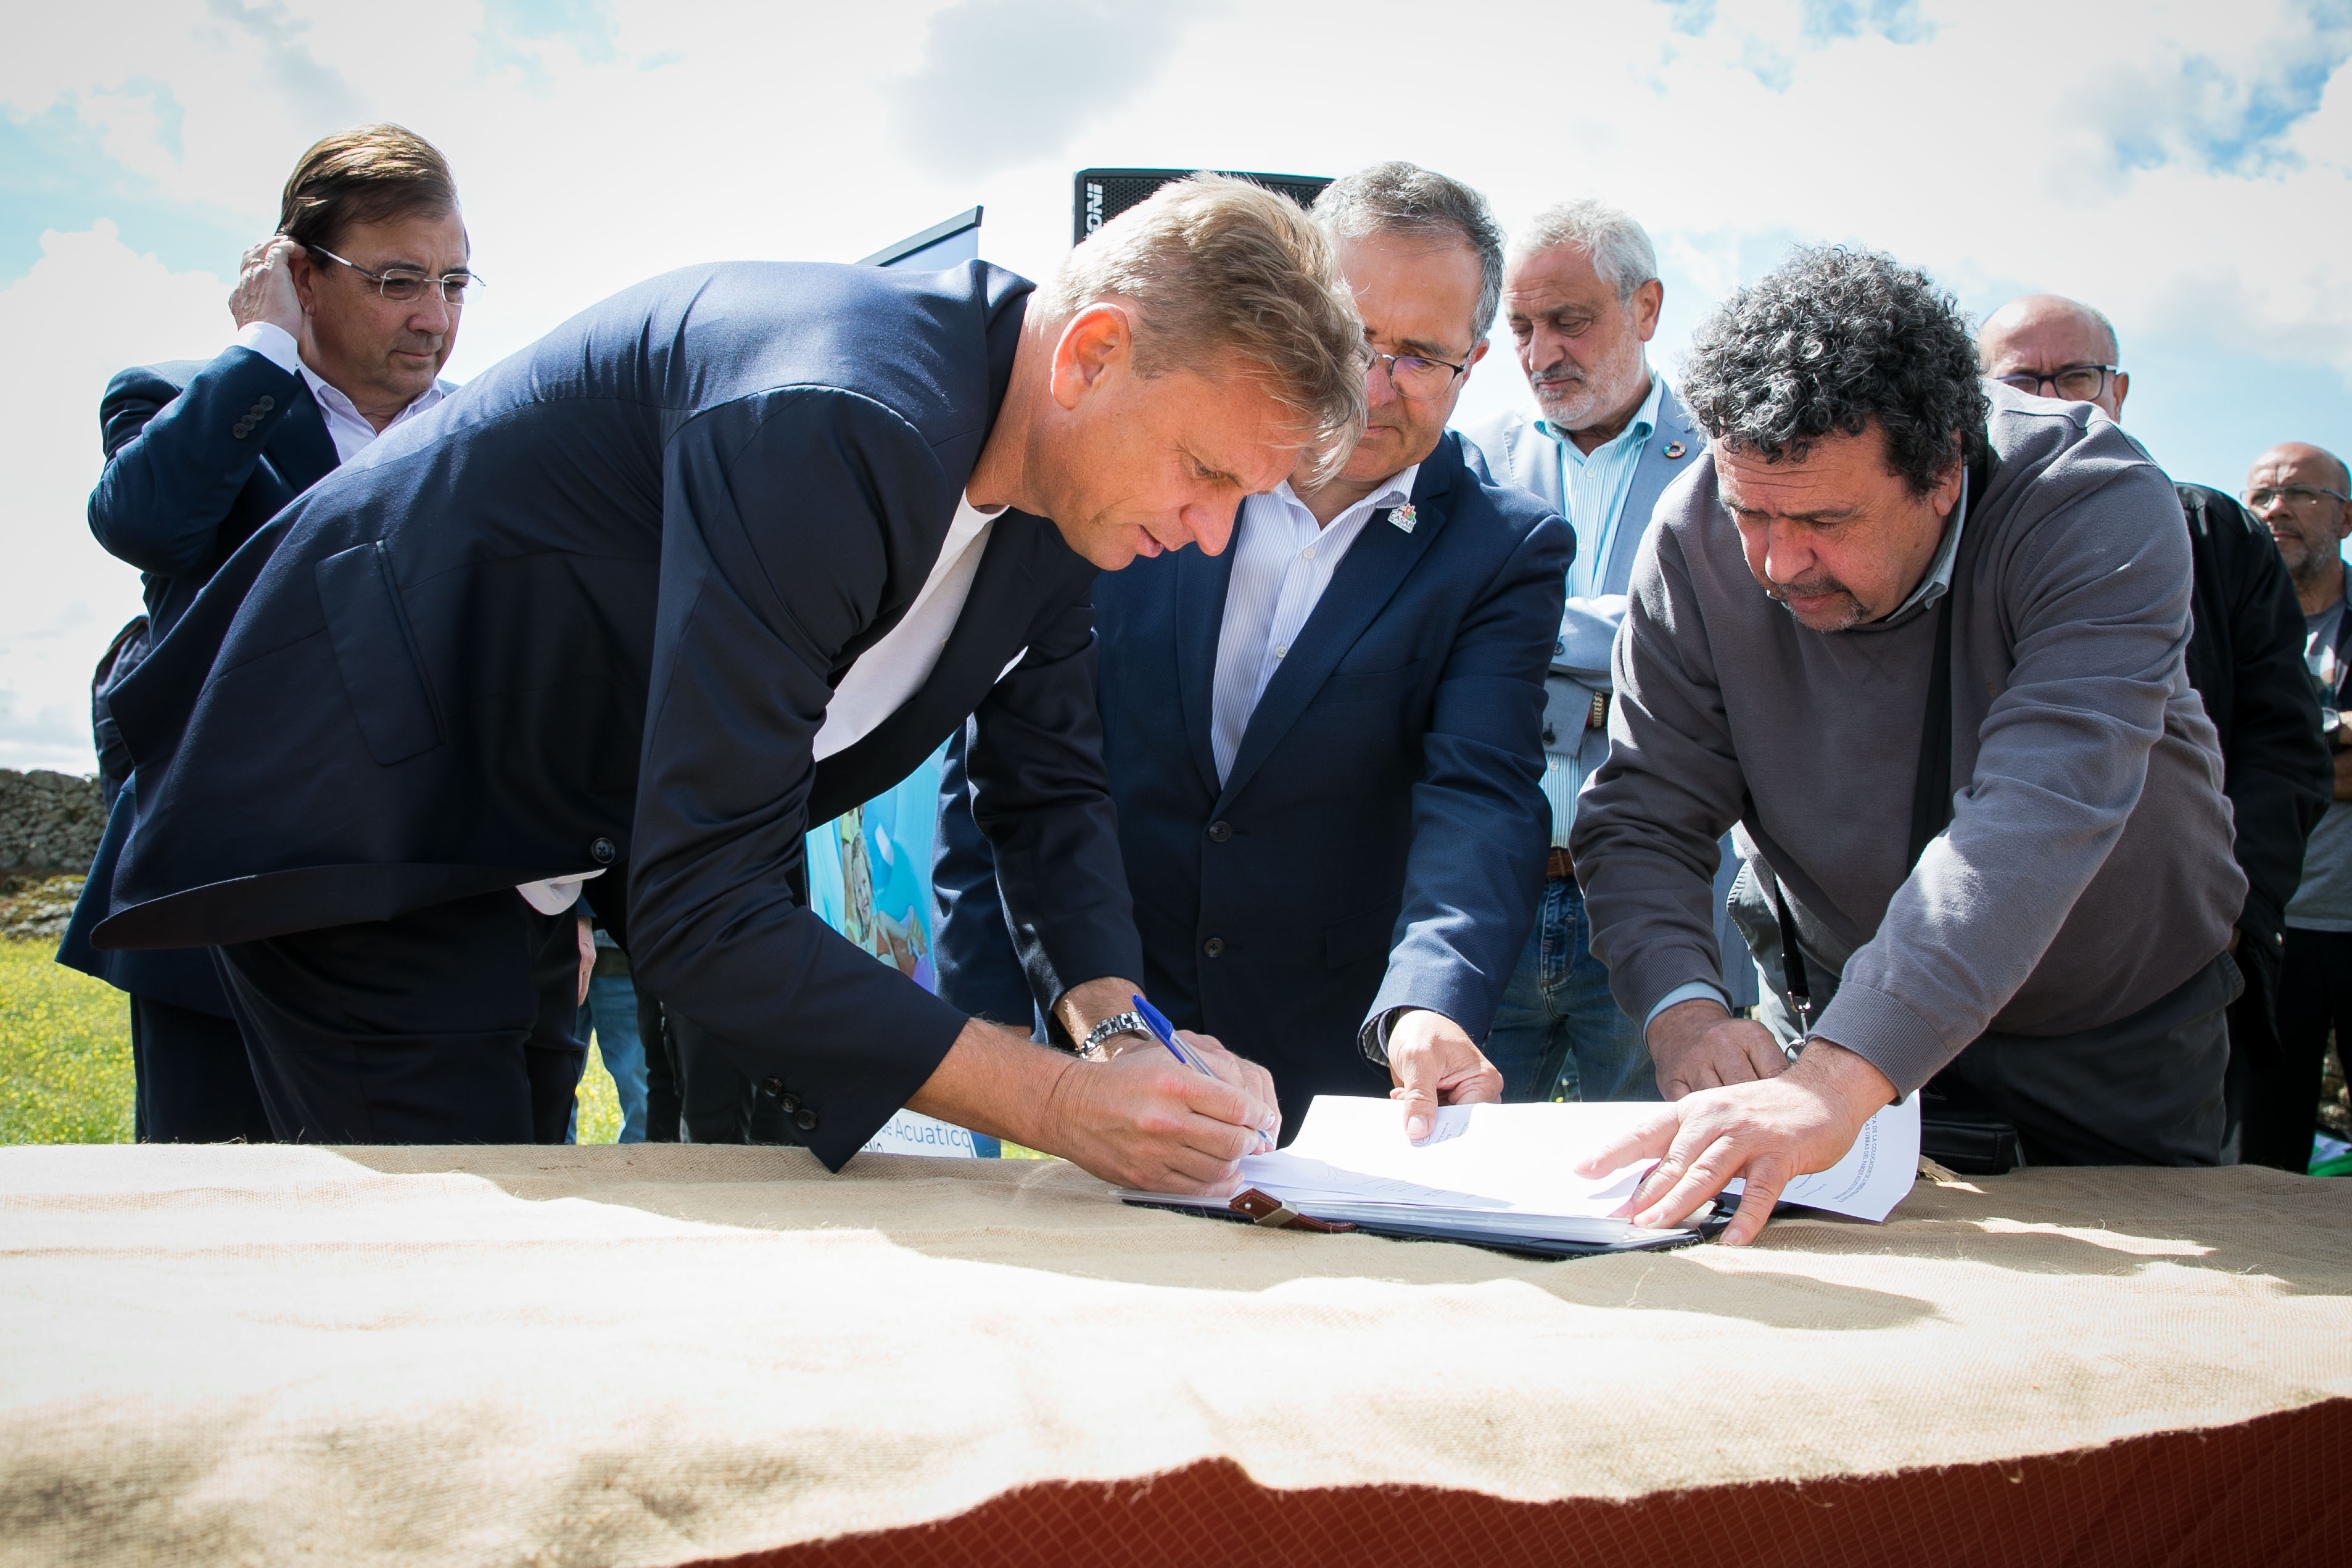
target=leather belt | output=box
[1546,846,1575,881]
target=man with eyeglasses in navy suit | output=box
[58,122,479,1144]
[1978,297,2330,1169]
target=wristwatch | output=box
[1081,1010,1152,1058]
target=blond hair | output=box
[1039,174,1366,482]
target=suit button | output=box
[1207,820,1231,843]
[778,1092,801,1113]
[794,1108,819,1132]
[231,420,252,439]
[256,395,274,413]
[1203,937,1225,958]
[761,1077,783,1097]
[589,837,616,864]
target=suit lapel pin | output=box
[1390,503,1417,534]
[1662,440,1687,460]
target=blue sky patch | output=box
[0,101,258,284]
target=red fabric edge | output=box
[686,1397,2351,1568]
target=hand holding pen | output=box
[1133,995,1279,1153]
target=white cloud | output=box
[5,0,2350,772]
[0,221,226,772]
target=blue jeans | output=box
[1482,875,1660,1104]
[572,973,649,1144]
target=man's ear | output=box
[1632,278,1665,343]
[2108,370,2129,419]
[1468,336,1491,369]
[1048,303,1131,411]
[1933,440,1968,515]
[287,244,322,319]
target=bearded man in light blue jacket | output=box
[1461,200,1752,1105]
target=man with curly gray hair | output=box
[1567,246,2247,1245]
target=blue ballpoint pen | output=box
[1132,994,1275,1153]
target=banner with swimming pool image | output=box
[807,740,1003,1159]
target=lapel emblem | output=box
[1662,440,1687,460]
[1390,503,1418,534]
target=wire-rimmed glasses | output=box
[308,244,480,305]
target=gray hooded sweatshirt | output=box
[1570,387,2245,1097]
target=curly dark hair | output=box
[1680,246,1988,496]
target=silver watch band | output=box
[1081,1010,1152,1057]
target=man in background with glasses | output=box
[2245,441,2352,1169]
[59,122,477,1144]
[1978,295,2329,1168]
[1061,162,1568,1139]
[1461,200,1754,1109]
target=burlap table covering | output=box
[1,1143,2345,1566]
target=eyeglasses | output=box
[2243,484,2350,511]
[1367,349,1469,401]
[1991,364,2118,402]
[308,245,480,305]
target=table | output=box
[2,1144,2345,1566]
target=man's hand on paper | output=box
[910,1018,1281,1196]
[1385,1009,1503,1142]
[1055,976,1281,1133]
[1646,998,1790,1097]
[1037,1042,1281,1195]
[1574,1038,1896,1246]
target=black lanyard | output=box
[1775,589,1955,1036]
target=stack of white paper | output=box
[1116,1092,1921,1246]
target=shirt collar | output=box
[299,363,446,428]
[1261,462,1419,529]
[1533,373,1663,461]
[1889,466,1971,621]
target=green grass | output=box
[0,935,628,1145]
[0,938,135,1144]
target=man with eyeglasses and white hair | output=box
[1978,296,2330,1170]
[2244,440,2352,1170]
[59,123,476,1145]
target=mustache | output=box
[1530,360,1587,387]
[1764,571,1854,604]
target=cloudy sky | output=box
[4,0,2349,772]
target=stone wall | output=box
[0,769,105,877]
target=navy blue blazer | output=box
[93,260,1141,1166]
[1094,432,1569,1132]
[59,348,341,1012]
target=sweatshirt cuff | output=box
[1809,980,1954,1097]
[1643,980,1730,1039]
[235,321,303,377]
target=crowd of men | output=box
[56,123,2349,1247]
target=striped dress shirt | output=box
[1537,375,1664,849]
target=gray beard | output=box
[1533,353,1646,437]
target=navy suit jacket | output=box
[1094,432,1569,1132]
[93,260,1141,1166]
[59,347,342,1012]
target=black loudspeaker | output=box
[1072,169,1332,246]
